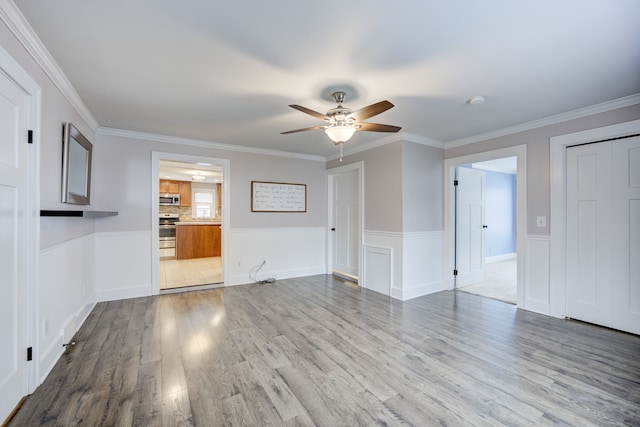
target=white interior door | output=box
[0,70,30,422]
[566,136,640,335]
[456,167,486,287]
[332,170,359,279]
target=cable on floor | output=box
[249,260,276,284]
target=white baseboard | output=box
[364,230,445,301]
[391,279,444,300]
[96,284,153,302]
[524,235,551,315]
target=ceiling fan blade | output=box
[357,122,401,133]
[350,100,394,121]
[288,105,327,120]
[280,125,325,135]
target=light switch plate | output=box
[536,216,546,227]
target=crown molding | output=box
[446,93,640,149]
[97,127,327,162]
[0,0,99,131]
[326,131,445,161]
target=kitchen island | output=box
[175,221,221,259]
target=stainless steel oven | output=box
[159,213,179,258]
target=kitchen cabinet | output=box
[160,180,191,207]
[160,179,179,194]
[178,181,191,207]
[176,224,221,259]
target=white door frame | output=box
[0,47,41,393]
[549,119,640,318]
[151,152,230,293]
[326,161,364,282]
[444,145,526,308]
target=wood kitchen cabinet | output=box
[178,181,191,207]
[160,179,179,194]
[176,224,221,259]
[160,179,191,207]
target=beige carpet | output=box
[457,258,517,304]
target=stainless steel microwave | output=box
[159,194,180,206]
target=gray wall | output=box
[328,141,403,232]
[93,133,327,232]
[327,140,444,232]
[402,142,444,232]
[445,104,640,235]
[0,19,98,249]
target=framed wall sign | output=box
[251,181,306,212]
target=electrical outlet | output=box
[237,260,241,266]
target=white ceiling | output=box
[13,0,640,158]
[159,160,223,183]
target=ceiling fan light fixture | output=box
[325,125,356,144]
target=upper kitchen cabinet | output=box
[160,179,191,207]
[160,179,179,194]
[179,181,191,207]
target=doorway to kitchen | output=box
[151,153,229,293]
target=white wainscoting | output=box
[524,235,551,315]
[39,234,97,382]
[363,245,392,296]
[95,231,153,301]
[225,227,326,286]
[364,230,444,300]
[402,231,445,300]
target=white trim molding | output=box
[549,119,640,318]
[327,161,365,283]
[1,43,42,394]
[327,132,445,162]
[364,230,444,300]
[226,227,327,286]
[95,231,153,302]
[443,145,527,308]
[0,1,99,131]
[523,235,550,315]
[102,127,326,162]
[447,94,640,148]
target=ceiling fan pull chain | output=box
[339,144,343,162]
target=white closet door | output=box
[566,136,640,335]
[610,136,640,334]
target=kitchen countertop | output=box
[176,221,221,225]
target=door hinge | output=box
[27,130,33,144]
[453,179,458,186]
[27,347,32,361]
[453,269,458,276]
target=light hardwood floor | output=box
[10,275,640,426]
[160,256,223,289]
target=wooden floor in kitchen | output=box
[160,256,222,289]
[9,275,640,426]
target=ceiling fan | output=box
[282,91,401,161]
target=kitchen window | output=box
[192,189,216,218]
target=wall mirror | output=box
[62,122,92,205]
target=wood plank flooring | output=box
[10,275,640,426]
